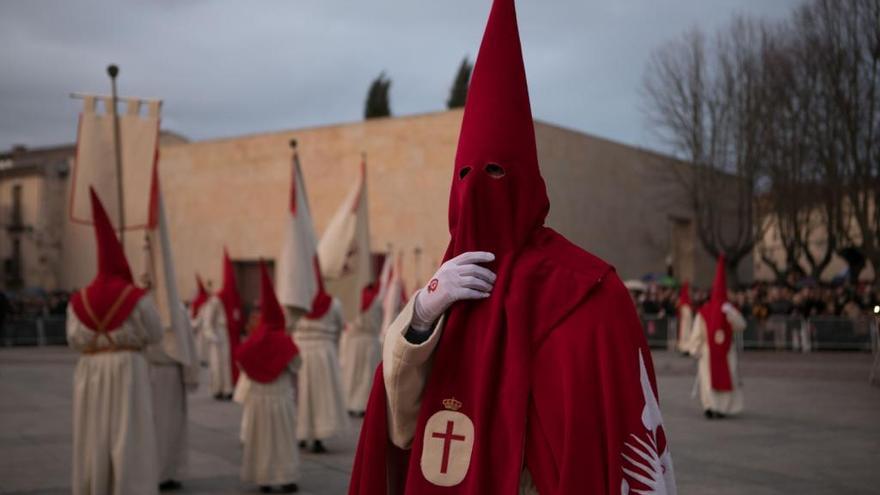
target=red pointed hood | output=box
[709,256,728,304]
[217,249,243,330]
[258,260,285,332]
[191,274,209,318]
[445,0,549,259]
[306,256,332,319]
[235,261,299,383]
[91,187,134,283]
[218,248,243,382]
[69,188,146,332]
[678,281,692,308]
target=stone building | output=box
[2,110,748,306]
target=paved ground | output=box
[1,347,878,494]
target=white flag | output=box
[276,150,319,312]
[318,159,373,319]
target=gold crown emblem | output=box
[442,397,462,411]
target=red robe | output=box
[349,229,675,494]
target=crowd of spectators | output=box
[634,277,880,322]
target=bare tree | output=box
[797,0,880,283]
[643,19,770,286]
[758,19,842,282]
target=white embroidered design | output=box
[621,350,677,495]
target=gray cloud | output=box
[0,0,802,151]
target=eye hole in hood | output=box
[485,163,506,178]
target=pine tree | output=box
[364,72,392,119]
[446,57,472,109]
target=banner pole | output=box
[107,64,125,243]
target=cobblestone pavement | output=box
[1,347,878,494]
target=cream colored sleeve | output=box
[383,296,446,450]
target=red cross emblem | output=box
[430,420,466,474]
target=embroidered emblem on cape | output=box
[713,329,726,345]
[621,350,677,495]
[428,278,439,293]
[421,397,474,486]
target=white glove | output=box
[721,302,735,314]
[411,251,496,331]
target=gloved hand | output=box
[721,302,735,314]
[411,251,496,331]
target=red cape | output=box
[349,229,672,494]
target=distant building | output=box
[2,110,747,305]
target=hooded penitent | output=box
[305,256,332,320]
[234,261,299,384]
[350,1,672,494]
[699,256,734,391]
[678,281,692,310]
[218,249,243,383]
[70,188,146,333]
[191,275,209,319]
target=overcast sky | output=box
[0,0,803,153]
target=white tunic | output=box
[293,299,350,441]
[687,308,747,415]
[238,361,302,486]
[67,296,163,495]
[203,296,233,395]
[340,298,383,412]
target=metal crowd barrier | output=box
[1,315,67,347]
[641,314,876,352]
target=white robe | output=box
[67,296,163,495]
[687,308,747,415]
[293,299,349,441]
[190,306,209,365]
[203,296,233,395]
[340,298,383,412]
[238,360,302,486]
[676,305,693,353]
